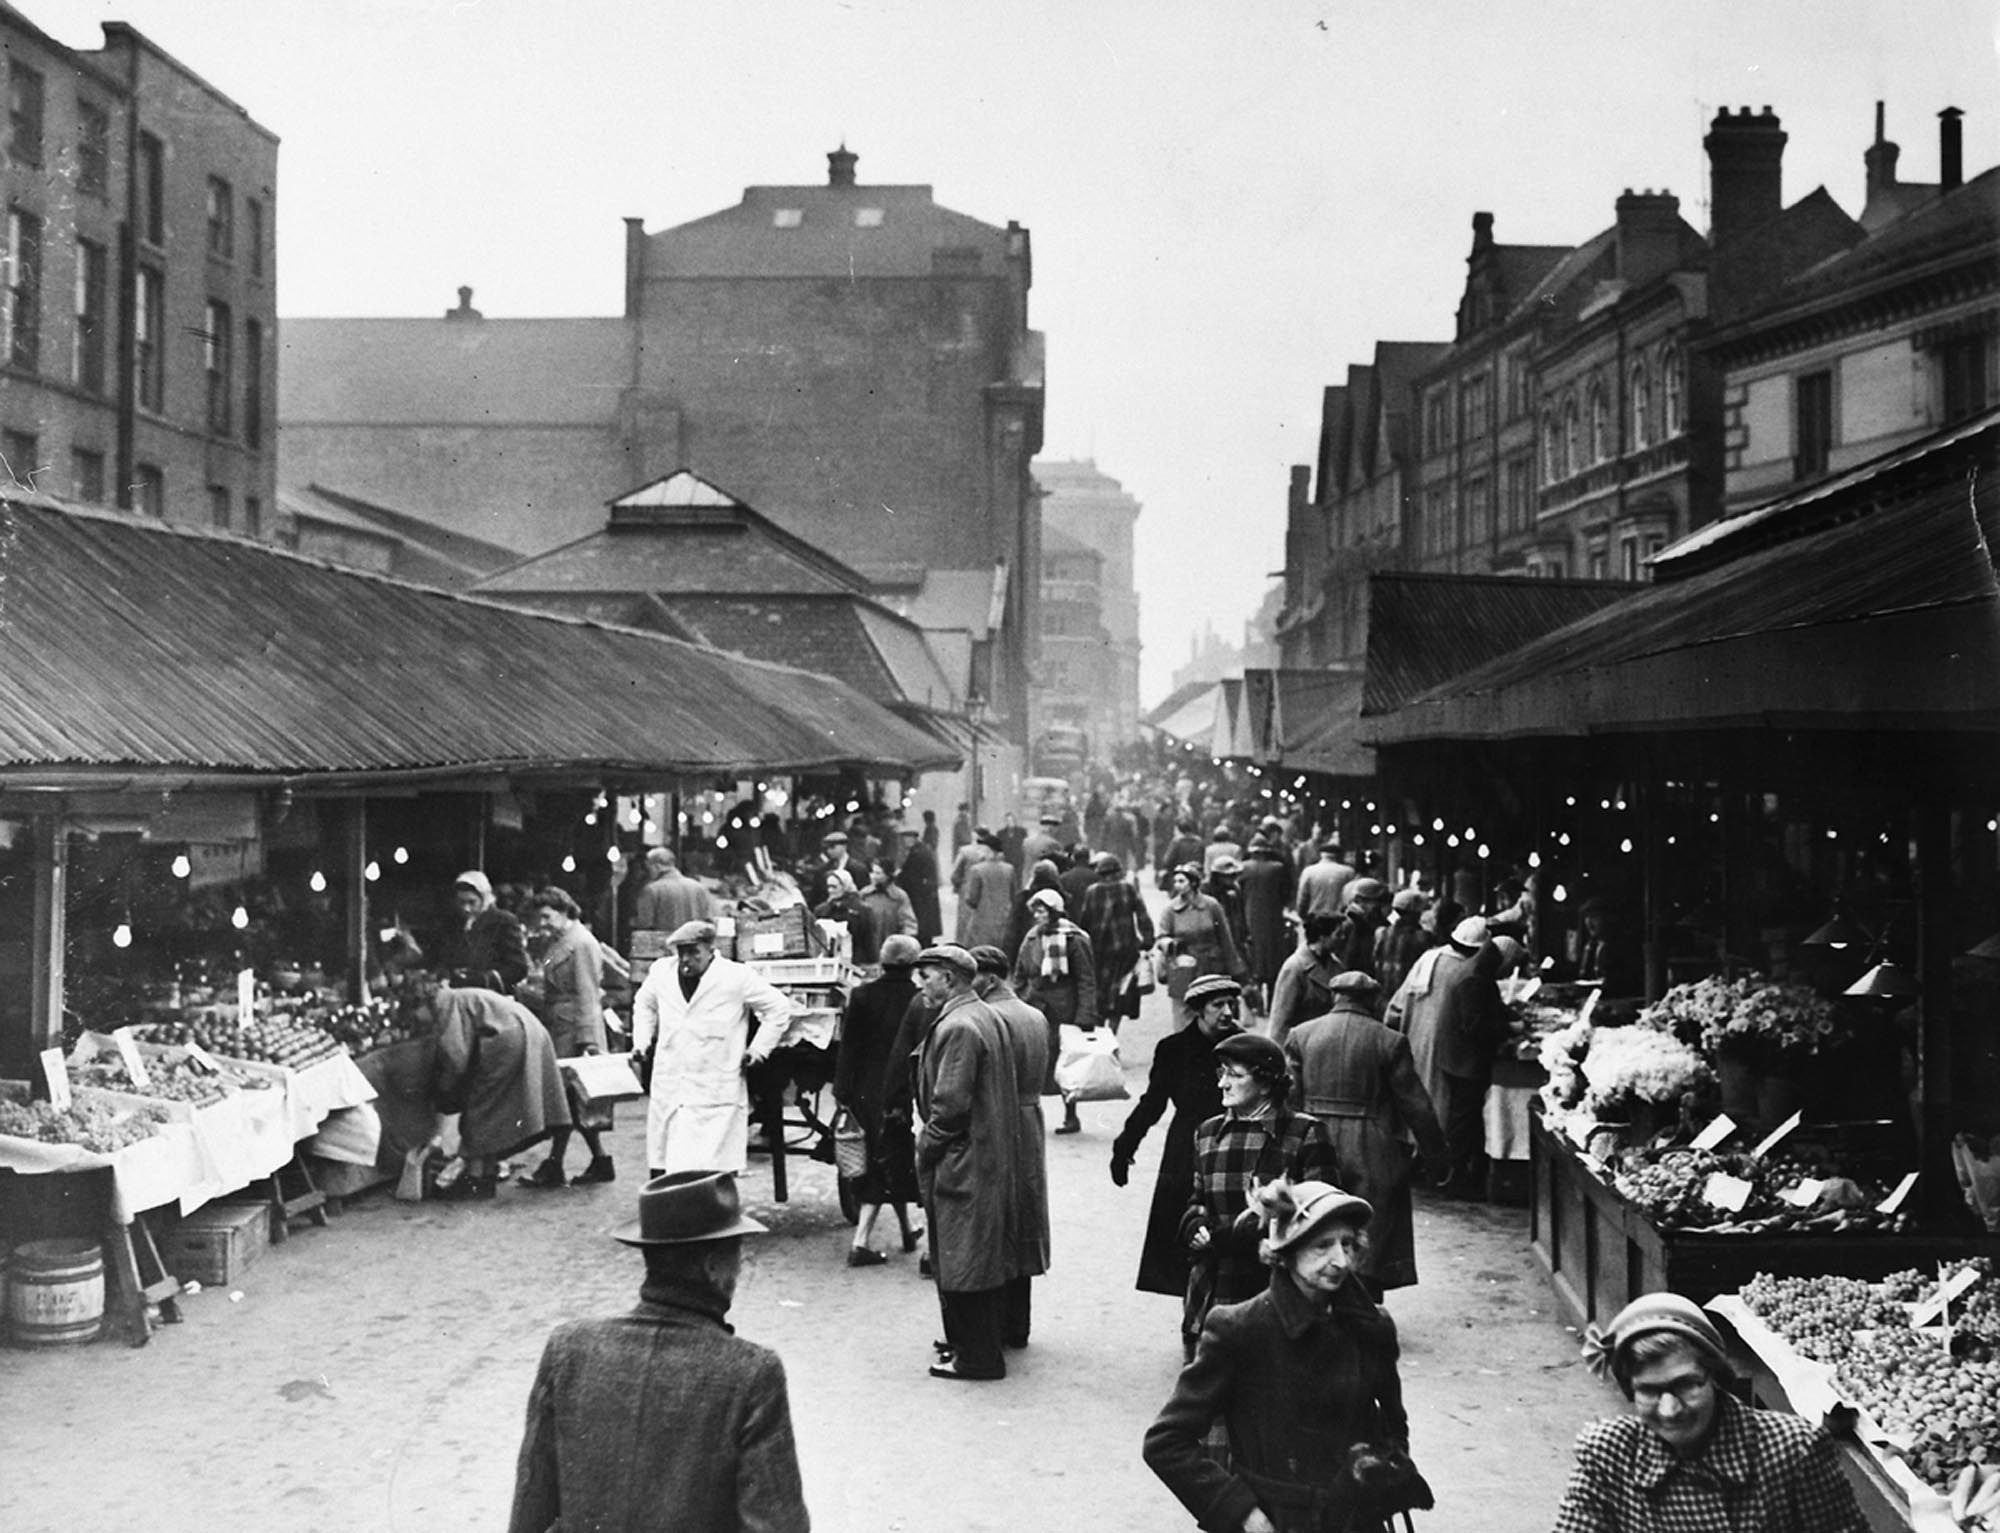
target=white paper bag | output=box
[1054,1024,1128,1102]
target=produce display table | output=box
[1529,1113,1986,1332]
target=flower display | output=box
[1576,1023,1712,1117]
[1640,973,1836,1065]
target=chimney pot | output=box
[827,143,859,188]
[1940,106,1964,191]
[1706,106,1787,247]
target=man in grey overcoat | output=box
[913,943,1022,1381]
[970,944,1052,1350]
[509,1169,810,1532]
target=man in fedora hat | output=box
[509,1170,810,1533]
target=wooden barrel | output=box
[6,1239,105,1346]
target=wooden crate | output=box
[733,906,818,960]
[162,1200,270,1287]
[629,930,674,961]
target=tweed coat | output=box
[431,989,570,1160]
[915,990,1022,1293]
[1283,999,1445,1289]
[1179,1107,1337,1337]
[1112,1021,1229,1295]
[1012,920,1100,1032]
[982,982,1053,1280]
[1078,874,1157,1023]
[1236,848,1297,989]
[956,854,1018,951]
[1145,1266,1407,1533]
[509,1299,810,1533]
[1266,948,1338,1046]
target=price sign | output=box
[1750,1109,1803,1161]
[1877,1171,1919,1215]
[1702,1171,1754,1212]
[1911,1264,1981,1328]
[237,968,256,1022]
[751,932,785,956]
[1689,1114,1738,1151]
[1778,1179,1826,1209]
[1577,987,1603,1026]
[111,1027,152,1090]
[185,1042,226,1075]
[39,1048,72,1112]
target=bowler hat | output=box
[613,1170,767,1247]
[665,919,718,948]
[878,934,922,968]
[968,944,1011,975]
[915,943,977,977]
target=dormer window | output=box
[772,208,803,228]
[854,208,884,228]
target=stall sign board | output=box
[1577,987,1602,1027]
[1701,1172,1754,1213]
[1878,1172,1920,1215]
[1911,1264,1982,1329]
[237,969,256,1022]
[1750,1110,1803,1161]
[1778,1179,1826,1208]
[111,1028,151,1089]
[1690,1114,1737,1152]
[39,1048,71,1111]
[185,1042,225,1074]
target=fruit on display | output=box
[315,998,412,1056]
[137,1014,345,1069]
[68,1051,275,1107]
[1608,1146,1912,1234]
[0,1094,164,1151]
[1741,1263,2000,1499]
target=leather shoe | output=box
[521,1159,567,1189]
[1053,1121,1082,1136]
[901,1225,925,1253]
[929,1360,1004,1382]
[846,1247,888,1268]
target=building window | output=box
[1940,334,1991,425]
[134,266,164,411]
[205,299,233,434]
[1629,362,1650,450]
[76,99,109,196]
[72,237,106,394]
[71,447,104,503]
[1794,369,1833,480]
[1587,379,1610,462]
[1661,345,1683,436]
[1643,533,1665,568]
[2,428,38,489]
[1542,413,1561,484]
[1587,545,1609,580]
[1465,474,1491,546]
[243,318,263,448]
[4,207,42,371]
[137,132,165,245]
[242,494,262,538]
[1425,486,1449,556]
[208,484,230,530]
[133,463,164,517]
[1544,556,1567,579]
[771,208,803,228]
[206,177,233,260]
[246,198,265,277]
[1620,536,1641,582]
[1562,397,1581,478]
[854,207,884,228]
[8,62,43,166]
[1503,456,1532,532]
[1507,348,1534,420]
[1461,373,1492,440]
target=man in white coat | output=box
[632,920,794,1177]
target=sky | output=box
[23,0,1999,706]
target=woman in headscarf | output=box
[858,859,918,953]
[1178,1032,1335,1356]
[1157,863,1249,1031]
[1004,857,1065,965]
[1147,1180,1429,1533]
[420,980,571,1201]
[419,870,530,994]
[814,866,880,965]
[518,888,616,1189]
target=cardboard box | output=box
[163,1199,270,1286]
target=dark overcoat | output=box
[915,990,1021,1293]
[831,970,921,1204]
[1284,998,1446,1289]
[895,841,943,943]
[1236,849,1296,989]
[984,984,1053,1280]
[1112,1022,1227,1295]
[432,989,570,1159]
[509,1299,809,1533]
[1144,1266,1407,1533]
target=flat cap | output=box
[665,919,718,948]
[914,943,977,977]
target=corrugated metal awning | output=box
[0,496,960,788]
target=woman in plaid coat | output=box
[1177,1032,1336,1356]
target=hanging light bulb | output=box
[1463,826,1475,840]
[1553,884,1569,903]
[309,870,327,893]
[171,853,192,879]
[393,846,409,864]
[1477,843,1491,860]
[1825,828,1838,840]
[1565,796,1577,808]
[561,854,577,873]
[364,860,381,882]
[1527,851,1542,869]
[1619,838,1634,854]
[1369,823,1381,836]
[1341,800,1352,811]
[112,921,133,949]
[231,904,251,930]
[1431,817,1444,832]
[1558,832,1572,847]
[1599,799,1612,811]
[1446,834,1460,848]
[606,845,622,864]
[593,791,609,811]
[584,811,598,826]
[716,834,730,849]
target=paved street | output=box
[0,967,1610,1532]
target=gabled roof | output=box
[0,495,958,784]
[1314,386,1349,504]
[1144,678,1219,730]
[1371,341,1450,463]
[875,567,1003,641]
[1773,165,1998,310]
[1496,244,1576,306]
[1360,571,1635,717]
[283,484,520,591]
[1506,229,1616,323]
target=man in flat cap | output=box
[508,1170,810,1532]
[632,921,794,1177]
[970,945,1052,1351]
[912,943,1022,1380]
[798,829,853,908]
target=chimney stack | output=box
[1705,106,1787,247]
[1864,100,1901,198]
[1940,107,1964,191]
[827,144,858,188]
[444,285,481,322]
[1614,189,1684,286]
[1471,210,1495,250]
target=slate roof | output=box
[0,495,958,784]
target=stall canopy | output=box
[1237,667,1371,778]
[1364,412,2000,744]
[0,494,961,789]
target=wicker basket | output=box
[831,1108,869,1180]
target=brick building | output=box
[1034,524,1115,755]
[281,147,1044,744]
[0,2,277,531]
[1032,458,1142,747]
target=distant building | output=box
[1705,105,1996,509]
[0,5,277,533]
[280,147,1044,745]
[1033,458,1142,747]
[1034,525,1113,755]
[1168,583,1281,697]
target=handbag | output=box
[1339,1442,1435,1529]
[1133,914,1157,993]
[1054,1023,1128,1102]
[831,1106,870,1180]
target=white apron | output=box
[632,955,793,1174]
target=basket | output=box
[831,1108,869,1180]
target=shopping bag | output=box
[831,1106,870,1180]
[394,1143,430,1202]
[1055,1023,1128,1102]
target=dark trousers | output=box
[938,1286,1007,1378]
[1443,1071,1489,1181]
[1003,1275,1032,1348]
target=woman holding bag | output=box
[1011,889,1099,1135]
[1157,863,1248,1031]
[518,888,617,1189]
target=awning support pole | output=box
[346,800,369,1003]
[30,815,66,1055]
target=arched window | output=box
[1543,413,1562,483]
[1587,379,1609,463]
[1562,398,1581,479]
[1629,362,1650,450]
[1661,345,1683,436]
